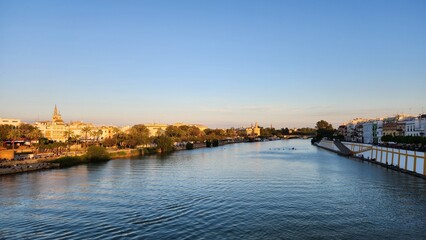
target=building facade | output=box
[0,118,22,127]
[35,105,68,142]
[246,122,261,136]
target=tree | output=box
[204,128,226,140]
[282,128,290,135]
[103,136,116,147]
[225,128,237,138]
[186,142,194,150]
[260,127,273,138]
[63,130,73,151]
[316,120,333,131]
[111,127,121,147]
[186,126,203,141]
[81,126,92,148]
[7,128,21,150]
[63,130,72,141]
[115,133,129,149]
[91,129,103,143]
[85,146,110,162]
[128,124,150,147]
[27,128,42,149]
[71,134,80,145]
[0,125,13,141]
[297,128,316,135]
[165,126,184,140]
[154,135,174,153]
[315,120,335,140]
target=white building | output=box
[362,119,383,144]
[375,120,383,144]
[421,115,426,137]
[0,118,22,127]
[404,115,426,137]
[363,122,374,144]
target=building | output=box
[337,125,347,137]
[404,115,426,137]
[373,120,383,144]
[35,105,68,142]
[340,113,424,144]
[383,122,398,137]
[343,118,367,142]
[145,123,168,137]
[382,114,413,137]
[68,121,96,140]
[173,123,208,132]
[362,122,374,144]
[354,123,364,143]
[421,115,426,137]
[98,126,117,141]
[362,120,383,144]
[0,118,22,127]
[35,105,98,142]
[246,122,261,136]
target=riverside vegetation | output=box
[52,146,110,167]
[1,123,317,171]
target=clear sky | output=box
[1,0,425,128]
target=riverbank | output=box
[351,155,426,179]
[0,139,281,176]
[313,140,426,179]
[0,162,60,175]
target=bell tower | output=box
[52,104,64,124]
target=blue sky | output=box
[1,0,425,128]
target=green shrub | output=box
[52,156,84,167]
[84,146,110,162]
[186,142,194,150]
[154,136,174,153]
[144,147,157,155]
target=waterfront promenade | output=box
[315,139,426,178]
[0,162,59,175]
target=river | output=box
[1,139,425,239]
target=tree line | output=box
[1,123,321,153]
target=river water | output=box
[1,139,426,239]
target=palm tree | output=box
[73,134,81,144]
[72,134,81,147]
[112,127,121,148]
[7,128,21,150]
[98,129,103,141]
[28,129,42,152]
[63,130,73,152]
[81,126,92,148]
[91,129,103,144]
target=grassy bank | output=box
[108,148,158,159]
[52,146,110,168]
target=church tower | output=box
[52,104,64,125]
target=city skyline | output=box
[1,0,425,128]
[3,103,426,130]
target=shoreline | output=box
[0,139,258,176]
[0,162,60,176]
[314,142,426,179]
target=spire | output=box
[52,104,64,124]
